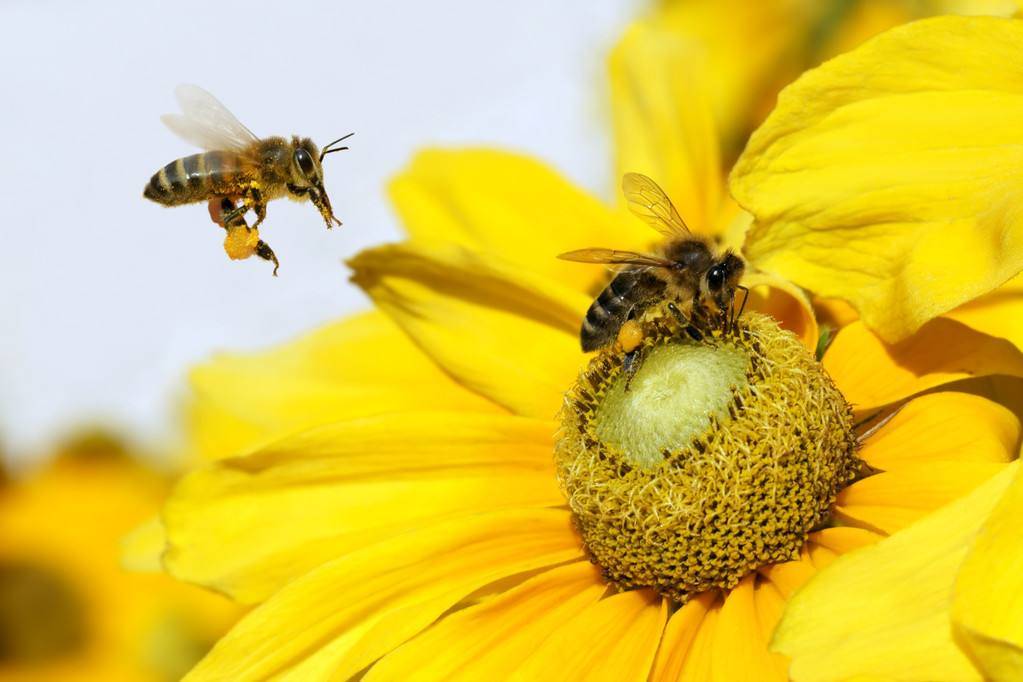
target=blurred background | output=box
[0,0,640,466]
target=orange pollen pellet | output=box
[617,320,645,353]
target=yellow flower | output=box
[728,15,1023,680]
[0,434,237,682]
[141,11,1023,682]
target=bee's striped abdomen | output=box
[143,151,243,206]
[581,270,665,352]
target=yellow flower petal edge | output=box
[183,509,582,681]
[946,272,1023,354]
[389,149,631,294]
[824,318,1023,411]
[187,310,500,461]
[513,589,667,682]
[858,392,1020,471]
[953,463,1023,681]
[610,18,722,235]
[365,562,605,681]
[120,513,167,572]
[348,240,589,419]
[163,411,563,603]
[773,462,1020,682]
[731,16,1023,342]
[741,269,817,350]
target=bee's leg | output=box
[256,240,280,277]
[247,187,267,230]
[667,301,687,325]
[668,301,704,342]
[221,186,267,230]
[732,285,750,331]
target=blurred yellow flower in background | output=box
[0,433,237,682]
[132,6,1023,682]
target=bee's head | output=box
[290,137,324,187]
[287,135,352,228]
[706,252,745,293]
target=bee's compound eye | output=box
[294,148,315,177]
[708,265,726,290]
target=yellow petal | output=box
[187,311,500,460]
[758,553,818,600]
[946,272,1023,353]
[390,149,625,293]
[649,592,716,682]
[184,509,582,681]
[807,526,882,555]
[610,18,721,236]
[836,461,1008,534]
[731,16,1023,342]
[742,269,818,350]
[953,463,1023,681]
[813,296,858,330]
[773,462,1020,682]
[514,590,668,682]
[710,576,787,681]
[164,412,563,603]
[645,1,824,153]
[823,318,1023,411]
[364,562,604,681]
[677,599,720,682]
[348,241,588,419]
[859,392,1019,470]
[120,514,167,572]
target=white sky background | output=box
[0,0,642,464]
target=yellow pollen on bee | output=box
[616,320,645,353]
[223,226,260,260]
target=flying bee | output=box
[559,173,747,374]
[143,84,351,272]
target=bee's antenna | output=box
[320,132,355,161]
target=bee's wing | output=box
[160,84,260,152]
[558,248,675,268]
[622,172,691,238]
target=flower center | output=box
[556,309,860,603]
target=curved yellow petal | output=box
[758,553,818,600]
[773,462,1020,682]
[860,392,1019,471]
[823,318,1023,411]
[164,412,563,603]
[946,272,1023,353]
[676,599,720,682]
[731,16,1023,342]
[514,590,667,682]
[649,592,716,682]
[364,562,604,681]
[187,311,500,460]
[742,269,818,350]
[645,1,824,154]
[953,463,1023,682]
[348,241,588,419]
[390,149,624,294]
[710,576,787,681]
[184,509,582,681]
[120,514,167,572]
[610,18,721,236]
[836,461,1008,534]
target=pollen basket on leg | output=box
[557,310,859,603]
